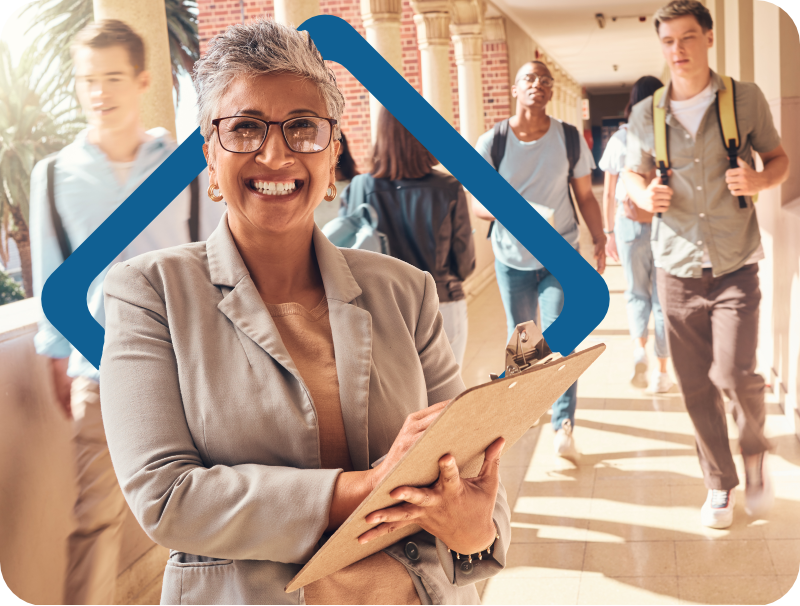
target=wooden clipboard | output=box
[285,342,605,592]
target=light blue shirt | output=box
[30,127,222,381]
[475,118,595,271]
[598,124,628,205]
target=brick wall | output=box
[482,40,511,133]
[196,0,511,171]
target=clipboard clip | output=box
[489,320,555,381]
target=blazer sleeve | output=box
[450,188,476,282]
[414,271,466,405]
[100,263,341,565]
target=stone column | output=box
[361,0,403,141]
[751,1,800,436]
[273,0,321,28]
[93,0,176,138]
[411,2,454,125]
[707,0,726,74]
[451,23,484,145]
[724,0,754,81]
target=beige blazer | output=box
[100,215,510,605]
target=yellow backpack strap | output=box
[717,75,748,206]
[652,87,669,170]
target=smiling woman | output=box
[97,18,510,606]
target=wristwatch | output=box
[603,229,614,235]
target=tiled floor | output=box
[464,223,800,604]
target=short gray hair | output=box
[193,19,345,145]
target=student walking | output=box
[623,0,789,528]
[29,20,219,604]
[473,60,607,463]
[599,76,675,394]
[341,108,475,368]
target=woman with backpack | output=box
[340,108,476,369]
[599,75,674,393]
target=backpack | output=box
[486,118,582,239]
[653,75,750,208]
[44,154,203,263]
[322,202,390,255]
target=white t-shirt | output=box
[670,84,764,268]
[108,159,136,186]
[475,118,595,271]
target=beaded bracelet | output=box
[446,531,500,564]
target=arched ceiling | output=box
[489,0,668,92]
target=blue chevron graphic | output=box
[42,14,609,369]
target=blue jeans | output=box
[494,260,578,430]
[614,216,669,359]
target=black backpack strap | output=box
[45,154,72,261]
[486,119,510,239]
[562,122,581,226]
[188,176,200,242]
[490,118,509,170]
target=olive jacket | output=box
[99,215,510,604]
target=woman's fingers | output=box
[358,519,417,544]
[478,437,506,480]
[365,502,424,525]
[436,453,462,494]
[390,485,440,508]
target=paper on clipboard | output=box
[285,341,605,593]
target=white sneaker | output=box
[554,419,580,463]
[744,452,774,518]
[631,347,648,388]
[700,489,735,528]
[646,371,674,394]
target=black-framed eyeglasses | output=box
[517,74,554,88]
[211,115,338,154]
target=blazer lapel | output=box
[207,214,300,377]
[207,217,374,471]
[314,228,372,472]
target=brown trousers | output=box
[657,264,772,491]
[64,377,127,605]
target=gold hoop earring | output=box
[324,183,337,202]
[207,183,224,202]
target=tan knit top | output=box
[265,296,421,605]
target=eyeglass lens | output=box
[217,116,332,153]
[523,74,553,87]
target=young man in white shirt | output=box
[623,0,789,529]
[473,60,606,463]
[29,20,222,603]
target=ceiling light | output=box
[595,13,606,29]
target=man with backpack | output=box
[473,60,607,463]
[29,20,221,604]
[623,0,789,529]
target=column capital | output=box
[413,11,452,49]
[483,16,505,42]
[450,0,485,27]
[360,0,402,27]
[451,31,483,64]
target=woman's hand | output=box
[369,401,450,489]
[360,437,505,554]
[327,402,449,532]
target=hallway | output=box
[462,235,800,604]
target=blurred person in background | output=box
[341,107,475,369]
[472,60,605,464]
[29,19,216,604]
[598,75,675,394]
[315,130,357,227]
